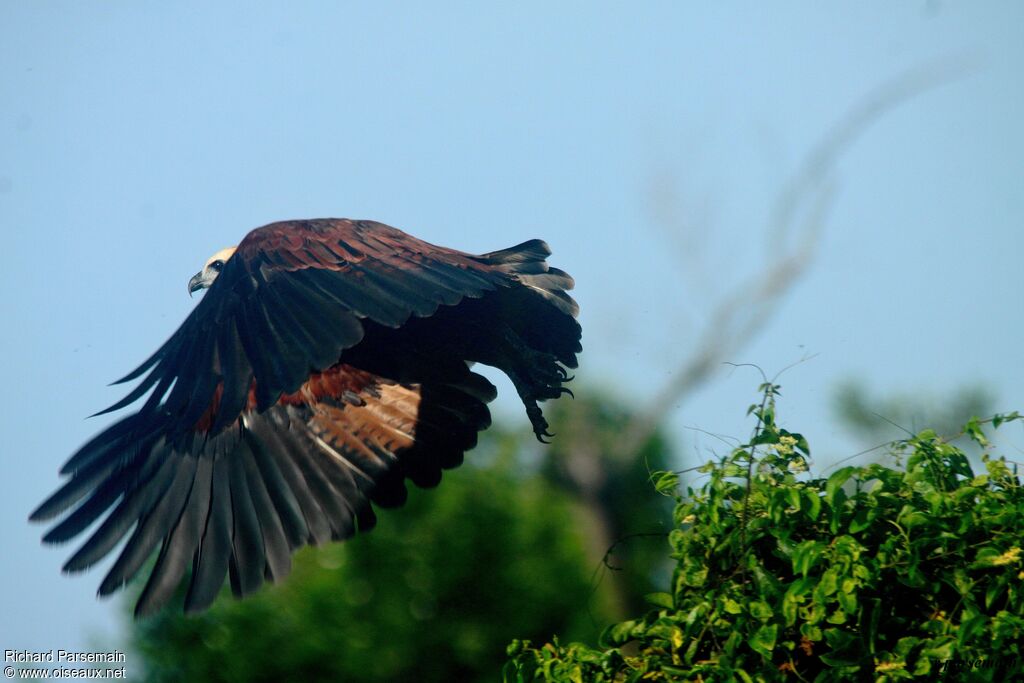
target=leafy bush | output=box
[506,384,1024,681]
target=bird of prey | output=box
[31,218,581,616]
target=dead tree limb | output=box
[618,59,976,457]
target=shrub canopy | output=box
[506,385,1024,682]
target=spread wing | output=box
[88,218,526,433]
[31,218,581,615]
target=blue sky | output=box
[2,1,1022,662]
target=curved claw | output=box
[536,428,555,444]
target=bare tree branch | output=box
[618,58,977,456]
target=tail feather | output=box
[481,239,552,266]
[458,238,582,440]
[481,240,578,317]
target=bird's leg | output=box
[468,322,571,442]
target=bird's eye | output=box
[209,260,225,272]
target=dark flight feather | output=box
[33,218,580,614]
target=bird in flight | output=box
[31,218,581,616]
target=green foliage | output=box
[505,386,1024,682]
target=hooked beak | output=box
[188,271,209,297]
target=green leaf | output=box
[748,624,778,658]
[826,608,847,625]
[644,592,674,610]
[920,635,956,661]
[792,540,827,576]
[819,568,839,597]
[787,487,802,511]
[971,546,1002,568]
[823,628,857,652]
[829,488,847,534]
[804,489,822,521]
[912,655,933,676]
[722,463,746,478]
[837,588,857,614]
[893,636,920,657]
[992,410,1020,428]
[985,578,1007,610]
[800,623,822,641]
[653,471,679,496]
[683,604,705,627]
[957,614,987,648]
[600,620,639,647]
[782,576,813,625]
[749,601,773,621]
[825,467,858,503]
[964,416,989,447]
[680,563,708,588]
[848,507,871,534]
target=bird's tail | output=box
[470,240,582,440]
[481,239,579,318]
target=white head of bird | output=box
[188,247,237,295]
